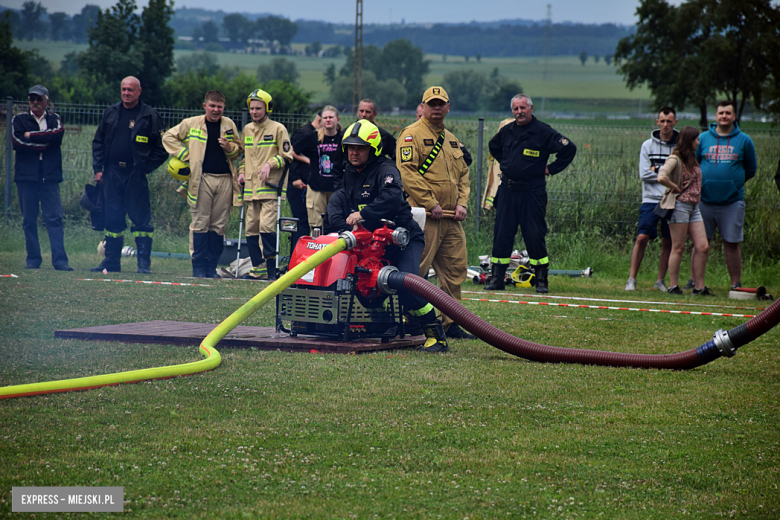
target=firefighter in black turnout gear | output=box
[486,94,576,293]
[91,77,167,273]
[326,120,450,353]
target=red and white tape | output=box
[1,274,19,278]
[461,297,756,319]
[462,290,765,311]
[78,278,212,287]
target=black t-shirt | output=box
[201,120,231,174]
[108,104,141,166]
[296,130,344,192]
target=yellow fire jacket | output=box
[238,118,293,203]
[482,118,514,210]
[162,115,243,208]
[396,117,470,212]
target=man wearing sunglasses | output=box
[12,85,72,271]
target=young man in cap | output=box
[396,86,474,340]
[12,84,72,271]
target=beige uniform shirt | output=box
[396,117,470,211]
[238,118,293,202]
[162,115,242,207]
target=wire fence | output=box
[3,99,780,259]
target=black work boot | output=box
[419,321,450,353]
[261,232,278,280]
[91,235,123,272]
[446,323,476,340]
[535,264,549,294]
[205,231,223,278]
[265,257,278,281]
[135,235,152,274]
[192,232,208,278]
[242,235,264,280]
[484,263,508,291]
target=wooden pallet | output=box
[54,320,425,354]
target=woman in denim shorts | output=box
[657,126,713,296]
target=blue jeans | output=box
[17,180,69,268]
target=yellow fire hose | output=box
[0,239,349,400]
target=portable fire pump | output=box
[275,220,411,341]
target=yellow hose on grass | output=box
[0,239,348,400]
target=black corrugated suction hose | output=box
[387,272,780,370]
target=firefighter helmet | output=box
[341,119,383,157]
[168,157,191,181]
[246,88,273,113]
[509,264,535,288]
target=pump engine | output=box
[275,221,410,341]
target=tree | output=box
[615,0,780,127]
[323,63,336,86]
[138,0,174,106]
[200,20,219,44]
[464,55,470,63]
[222,13,251,43]
[443,69,487,112]
[593,54,601,64]
[330,71,407,109]
[19,1,47,40]
[579,51,588,65]
[604,54,612,66]
[70,4,100,43]
[322,45,342,58]
[257,57,299,84]
[486,79,523,112]
[442,54,447,63]
[257,15,298,52]
[0,11,33,97]
[476,54,482,63]
[376,39,430,107]
[78,0,143,94]
[261,79,311,114]
[177,51,220,76]
[305,41,322,56]
[49,12,70,41]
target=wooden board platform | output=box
[54,320,425,354]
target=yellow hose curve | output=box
[0,239,348,400]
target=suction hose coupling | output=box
[377,266,400,295]
[712,329,736,357]
[339,231,357,250]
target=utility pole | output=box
[353,0,363,115]
[543,4,552,82]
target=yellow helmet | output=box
[168,157,191,181]
[246,88,273,113]
[510,265,535,288]
[342,119,383,157]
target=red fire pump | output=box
[275,220,410,341]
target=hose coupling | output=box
[391,227,410,248]
[712,329,736,358]
[339,231,357,250]
[377,266,400,294]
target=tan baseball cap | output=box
[422,86,449,104]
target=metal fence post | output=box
[475,117,484,233]
[241,108,248,129]
[5,97,13,220]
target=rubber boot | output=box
[135,236,152,274]
[419,321,450,353]
[205,231,223,278]
[536,264,549,294]
[265,257,278,281]
[192,232,208,278]
[91,235,122,272]
[484,263,507,291]
[242,235,264,279]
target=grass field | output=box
[16,40,652,105]
[1,229,779,518]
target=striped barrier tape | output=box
[78,278,212,287]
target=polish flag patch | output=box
[404,136,413,142]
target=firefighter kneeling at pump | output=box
[325,120,449,353]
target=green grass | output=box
[1,233,779,518]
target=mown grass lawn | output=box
[1,239,778,518]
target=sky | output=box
[3,0,689,26]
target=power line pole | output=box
[543,4,552,82]
[353,0,363,115]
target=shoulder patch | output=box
[400,146,413,163]
[404,136,413,142]
[450,141,458,148]
[283,141,290,152]
[424,139,434,146]
[560,137,569,146]
[384,175,394,184]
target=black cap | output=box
[29,85,49,98]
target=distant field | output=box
[16,40,651,104]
